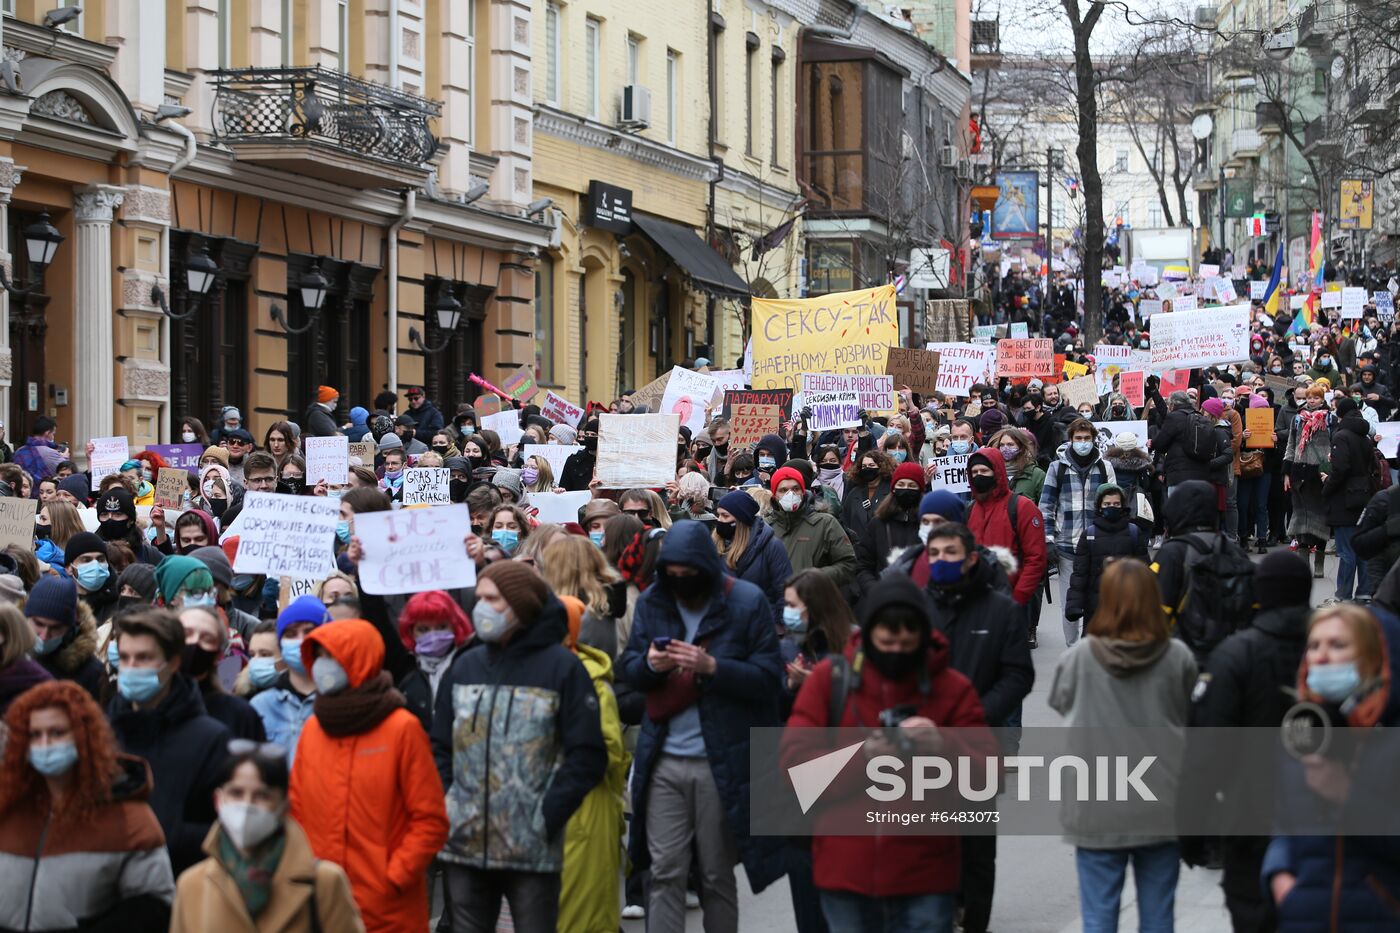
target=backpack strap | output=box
[1128,523,1139,546]
[1007,490,1019,529]
[827,654,862,727]
[1086,522,1097,543]
[292,864,323,933]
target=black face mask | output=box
[450,479,470,503]
[695,446,712,460]
[865,645,924,681]
[182,643,218,680]
[208,499,228,518]
[666,572,710,601]
[467,455,486,470]
[1100,506,1124,522]
[98,517,133,541]
[581,437,598,453]
[433,445,450,456]
[34,522,50,540]
[714,442,729,456]
[279,478,304,496]
[858,466,880,483]
[893,488,922,510]
[116,595,147,612]
[715,521,737,542]
[970,473,997,494]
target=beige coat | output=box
[170,818,364,933]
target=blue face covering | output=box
[74,562,110,592]
[928,558,965,586]
[33,632,65,656]
[1071,440,1095,456]
[949,440,973,456]
[492,529,520,554]
[106,640,120,668]
[890,450,908,464]
[280,638,307,676]
[1307,661,1361,703]
[335,521,351,544]
[247,656,280,689]
[117,666,164,703]
[182,590,217,608]
[589,531,605,548]
[28,741,78,777]
[782,605,807,634]
[758,456,776,470]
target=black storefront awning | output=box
[632,214,750,300]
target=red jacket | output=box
[782,631,993,897]
[965,450,1047,605]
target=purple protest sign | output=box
[145,444,205,474]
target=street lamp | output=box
[0,212,64,297]
[151,243,220,320]
[409,291,464,354]
[270,264,331,334]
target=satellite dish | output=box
[1330,55,1346,79]
[1191,114,1214,140]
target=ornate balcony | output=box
[211,66,442,189]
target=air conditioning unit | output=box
[940,143,957,168]
[620,84,651,128]
[956,159,972,181]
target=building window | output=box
[1313,67,1326,94]
[1,1,11,14]
[535,261,555,384]
[1148,204,1163,227]
[1114,149,1128,172]
[770,54,783,166]
[218,0,231,68]
[1051,201,1066,228]
[804,60,867,211]
[586,18,601,117]
[745,34,758,155]
[281,0,294,65]
[545,3,560,105]
[667,50,678,144]
[626,34,640,85]
[56,0,80,33]
[336,0,349,73]
[1114,200,1130,226]
[464,0,476,145]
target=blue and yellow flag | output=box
[1262,242,1284,318]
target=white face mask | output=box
[218,801,282,851]
[918,524,934,544]
[181,430,197,443]
[779,491,802,512]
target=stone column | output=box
[0,159,25,425]
[72,184,125,446]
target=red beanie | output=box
[770,466,806,494]
[892,461,927,491]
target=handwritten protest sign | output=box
[1150,304,1250,370]
[925,343,995,396]
[1010,322,1029,339]
[1321,289,1343,309]
[884,347,941,395]
[304,435,348,486]
[155,468,190,509]
[501,364,540,403]
[277,576,321,611]
[707,369,747,404]
[89,436,130,490]
[529,489,592,525]
[630,371,671,412]
[473,393,502,416]
[1244,407,1275,448]
[1172,295,1199,312]
[541,390,584,428]
[482,409,523,446]
[348,440,375,465]
[660,366,719,434]
[1094,344,1133,371]
[805,391,862,431]
[0,497,35,551]
[356,505,476,595]
[750,285,899,397]
[1092,420,1149,452]
[800,373,894,413]
[145,444,204,474]
[1341,287,1368,319]
[926,454,970,493]
[522,443,580,484]
[1214,278,1238,303]
[996,338,1054,378]
[1155,281,1178,299]
[595,413,679,488]
[1140,299,1163,317]
[231,492,338,578]
[1249,280,1267,300]
[722,388,792,419]
[1199,263,1219,279]
[730,403,781,447]
[1118,371,1145,407]
[401,468,450,505]
[972,324,996,344]
[1062,359,1089,379]
[1059,375,1101,409]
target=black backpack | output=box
[1182,412,1218,462]
[1176,533,1255,656]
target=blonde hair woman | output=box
[522,454,555,494]
[516,523,566,569]
[541,535,621,657]
[316,571,360,619]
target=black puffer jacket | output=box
[853,506,921,597]
[1323,413,1375,527]
[1354,484,1400,586]
[1065,508,1150,622]
[1151,480,1222,637]
[1153,407,1218,486]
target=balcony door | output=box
[7,209,48,434]
[285,255,378,419]
[169,232,253,427]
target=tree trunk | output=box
[1065,0,1105,345]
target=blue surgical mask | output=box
[491,529,520,554]
[782,605,807,634]
[247,656,280,689]
[28,741,78,777]
[928,558,965,586]
[335,520,351,544]
[280,638,306,675]
[74,562,110,592]
[1307,661,1361,703]
[758,456,776,470]
[589,531,605,548]
[182,590,217,608]
[890,450,908,464]
[1071,440,1095,456]
[33,632,65,656]
[460,426,475,437]
[949,440,972,456]
[106,639,120,668]
[117,665,165,703]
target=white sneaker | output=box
[686,891,701,910]
[621,904,645,919]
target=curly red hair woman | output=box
[0,681,175,929]
[396,590,473,732]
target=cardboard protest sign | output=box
[800,373,894,414]
[1062,359,1089,379]
[356,504,477,595]
[926,454,970,494]
[722,388,792,419]
[996,338,1054,378]
[595,413,679,488]
[145,443,204,474]
[1059,375,1101,409]
[155,468,190,509]
[1341,287,1368,319]
[1244,407,1275,448]
[90,436,130,490]
[1092,420,1149,452]
[884,347,941,395]
[925,343,994,397]
[473,393,502,416]
[482,409,524,446]
[401,468,451,505]
[277,576,321,611]
[0,497,35,551]
[805,391,862,431]
[541,390,585,428]
[501,364,540,403]
[1150,304,1250,370]
[231,492,339,578]
[729,404,781,447]
[659,366,719,434]
[750,285,899,398]
[522,443,580,484]
[304,435,349,486]
[629,371,672,412]
[348,440,375,465]
[529,489,592,525]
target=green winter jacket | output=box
[766,497,856,588]
[1010,464,1046,504]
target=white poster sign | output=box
[1341,286,1368,319]
[522,443,581,484]
[482,409,524,446]
[660,366,719,434]
[1377,422,1400,459]
[1149,304,1251,370]
[595,413,679,488]
[1139,299,1163,317]
[1172,295,1199,312]
[356,504,476,595]
[926,454,970,493]
[230,492,339,578]
[540,390,585,428]
[925,342,995,397]
[800,372,894,413]
[401,468,450,506]
[303,435,348,486]
[1321,289,1343,309]
[528,489,593,525]
[805,390,862,431]
[89,436,130,490]
[1249,280,1267,300]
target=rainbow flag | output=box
[1308,211,1324,292]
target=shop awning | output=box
[632,214,750,300]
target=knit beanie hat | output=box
[201,445,229,467]
[96,485,136,520]
[1254,551,1312,610]
[491,469,524,500]
[1094,483,1125,507]
[1248,394,1271,409]
[153,555,214,605]
[1334,397,1358,418]
[891,462,928,491]
[918,489,965,522]
[188,545,233,588]
[717,490,760,526]
[0,574,25,604]
[549,423,577,445]
[277,594,332,639]
[317,385,339,404]
[117,563,158,603]
[479,560,548,626]
[350,406,370,426]
[220,406,241,424]
[377,432,404,452]
[1202,397,1226,419]
[26,576,76,627]
[770,465,806,494]
[64,532,107,567]
[58,473,91,505]
[979,408,1006,437]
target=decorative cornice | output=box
[717,166,801,213]
[2,18,117,72]
[534,104,718,183]
[73,184,125,224]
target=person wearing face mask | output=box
[431,561,605,933]
[154,554,219,612]
[249,596,329,766]
[965,444,1049,638]
[233,621,282,699]
[713,489,794,630]
[108,608,232,875]
[1039,419,1118,642]
[852,462,928,599]
[1322,396,1376,604]
[812,443,847,502]
[840,449,893,547]
[782,569,997,933]
[396,590,475,730]
[769,467,856,589]
[171,741,364,933]
[27,575,106,700]
[303,385,342,438]
[94,485,166,565]
[1064,485,1150,634]
[1306,349,1343,386]
[560,417,600,491]
[619,522,784,933]
[0,681,177,931]
[62,530,121,624]
[753,433,789,488]
[1261,603,1400,931]
[178,416,212,448]
[986,427,1046,503]
[180,606,264,741]
[1284,385,1335,577]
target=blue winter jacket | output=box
[249,673,316,766]
[732,518,793,629]
[619,521,787,893]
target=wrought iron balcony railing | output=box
[211,67,441,178]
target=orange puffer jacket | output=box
[289,620,448,933]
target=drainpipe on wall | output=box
[387,189,416,396]
[161,122,199,441]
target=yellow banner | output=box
[750,285,899,402]
[1062,359,1089,378]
